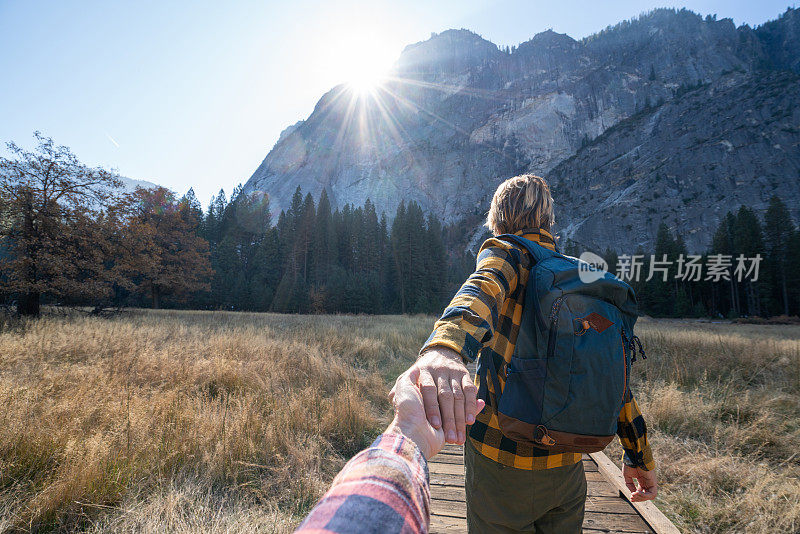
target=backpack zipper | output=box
[546,296,565,359]
[620,331,629,408]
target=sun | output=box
[348,68,386,95]
[315,15,398,97]
[338,39,394,96]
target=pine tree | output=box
[423,213,448,313]
[363,199,380,275]
[210,189,228,243]
[711,213,738,316]
[405,202,429,313]
[272,206,299,313]
[390,202,409,313]
[378,212,394,311]
[672,233,693,316]
[733,206,766,316]
[602,248,619,277]
[299,193,316,284]
[251,226,282,311]
[359,199,383,313]
[313,189,335,290]
[647,223,676,316]
[182,188,203,229]
[763,196,795,316]
[628,246,649,312]
[273,187,306,312]
[787,229,800,316]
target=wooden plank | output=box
[428,454,598,473]
[433,456,600,467]
[584,496,642,515]
[430,484,465,502]
[431,470,623,498]
[583,458,599,472]
[429,462,464,476]
[429,513,466,533]
[582,528,653,534]
[430,454,464,465]
[432,455,598,471]
[431,498,465,518]
[585,470,626,497]
[432,449,464,456]
[583,511,654,533]
[430,471,466,487]
[431,458,598,473]
[590,452,681,534]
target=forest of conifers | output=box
[2,134,799,318]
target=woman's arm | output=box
[294,432,431,534]
[295,369,483,534]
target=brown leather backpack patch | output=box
[584,312,613,333]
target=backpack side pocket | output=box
[496,356,547,443]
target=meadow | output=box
[0,310,798,533]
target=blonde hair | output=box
[485,174,555,235]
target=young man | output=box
[410,174,657,533]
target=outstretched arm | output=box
[295,369,484,534]
[294,433,430,534]
[415,241,520,445]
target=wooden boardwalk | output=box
[429,444,679,534]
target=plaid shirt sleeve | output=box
[420,241,519,362]
[295,433,430,534]
[616,388,656,471]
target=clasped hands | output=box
[387,347,483,460]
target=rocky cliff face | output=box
[243,8,800,252]
[550,70,800,253]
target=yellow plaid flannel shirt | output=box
[421,228,655,471]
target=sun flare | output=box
[347,69,386,95]
[334,34,394,95]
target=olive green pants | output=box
[464,439,587,534]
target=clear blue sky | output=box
[0,0,793,206]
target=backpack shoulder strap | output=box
[495,233,560,265]
[478,234,559,408]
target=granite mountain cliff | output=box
[244,7,800,252]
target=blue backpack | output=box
[476,234,646,453]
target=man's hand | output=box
[386,368,445,459]
[623,465,658,502]
[387,367,485,459]
[411,347,478,445]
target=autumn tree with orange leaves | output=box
[127,187,212,308]
[0,133,129,316]
[0,133,212,315]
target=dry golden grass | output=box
[1,311,798,533]
[0,310,428,532]
[607,319,800,533]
